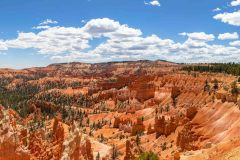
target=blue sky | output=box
[0,0,240,68]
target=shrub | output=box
[231,81,239,95]
[137,152,159,160]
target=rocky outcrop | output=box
[171,86,181,98]
[226,94,238,103]
[82,139,94,160]
[131,118,145,136]
[186,106,197,120]
[28,130,47,159]
[124,140,135,160]
[147,124,155,134]
[154,116,165,138]
[113,117,145,136]
[61,122,93,160]
[130,83,155,102]
[176,123,199,151]
[52,117,65,142]
[124,139,143,160]
[61,126,83,160]
[154,116,178,138]
[216,91,238,103]
[113,117,132,128]
[0,108,30,160]
[174,152,180,160]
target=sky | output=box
[0,0,240,69]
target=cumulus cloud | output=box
[213,8,221,12]
[0,18,240,63]
[82,18,142,38]
[3,18,141,55]
[5,28,89,55]
[230,40,240,46]
[39,19,58,25]
[231,0,240,6]
[0,40,8,51]
[214,10,240,26]
[218,32,239,40]
[179,32,215,41]
[144,0,160,7]
[32,25,50,30]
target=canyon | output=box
[0,60,239,160]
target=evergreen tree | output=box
[231,81,239,95]
[137,151,159,160]
[136,133,141,146]
[111,145,118,160]
[96,152,100,160]
[100,134,104,142]
[204,80,210,92]
[213,79,219,90]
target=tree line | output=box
[182,63,240,76]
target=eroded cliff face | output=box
[61,122,94,160]
[0,107,97,160]
[123,139,142,160]
[0,107,30,160]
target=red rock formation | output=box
[124,140,135,160]
[171,86,181,98]
[0,108,30,160]
[0,141,30,160]
[147,124,155,134]
[130,83,155,102]
[113,117,132,128]
[216,91,238,103]
[52,117,64,142]
[176,123,199,151]
[154,116,178,138]
[19,129,28,146]
[186,106,197,120]
[226,94,238,103]
[81,138,94,160]
[61,127,84,160]
[131,118,145,136]
[164,117,178,136]
[70,133,81,160]
[52,117,65,159]
[28,131,46,158]
[174,152,180,160]
[154,116,165,138]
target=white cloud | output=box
[214,10,240,26]
[0,40,8,50]
[32,25,50,30]
[218,32,239,40]
[1,18,240,63]
[230,40,240,46]
[5,27,90,54]
[231,0,240,6]
[4,18,141,55]
[213,8,221,12]
[144,0,160,7]
[150,0,160,6]
[82,18,142,38]
[179,32,215,41]
[39,19,58,25]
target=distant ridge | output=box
[48,59,176,67]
